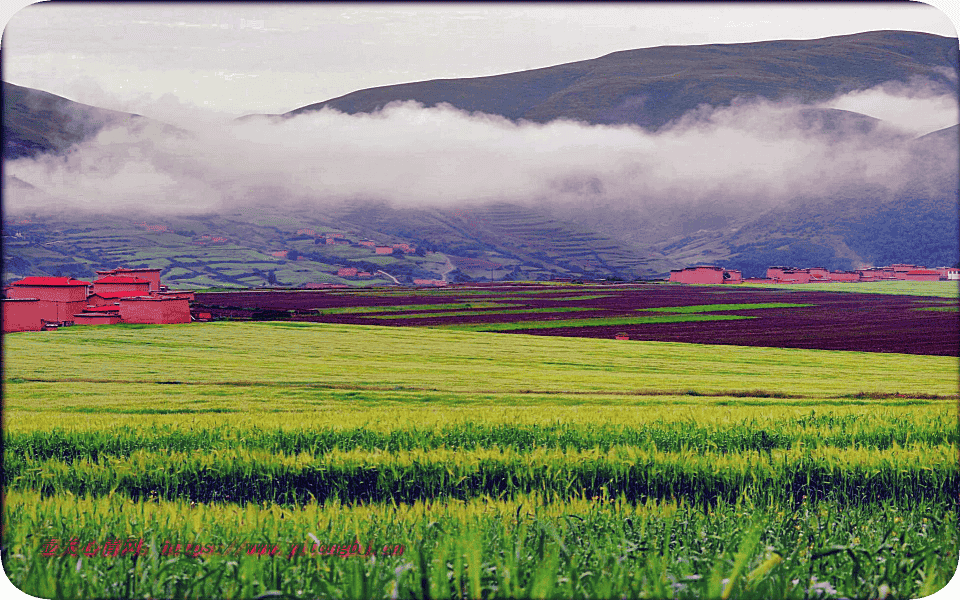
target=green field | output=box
[3,322,958,599]
[740,280,959,298]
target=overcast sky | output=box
[1,1,958,125]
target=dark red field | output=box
[194,284,959,356]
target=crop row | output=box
[6,413,957,461]
[6,444,955,506]
[5,489,956,600]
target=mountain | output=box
[2,81,185,160]
[270,30,957,130]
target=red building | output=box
[857,267,896,281]
[5,277,92,324]
[938,267,960,281]
[92,275,151,296]
[87,291,140,306]
[668,266,741,284]
[73,311,122,326]
[96,268,162,293]
[375,246,394,255]
[2,298,44,332]
[828,271,860,282]
[765,267,811,284]
[890,264,923,280]
[903,269,942,281]
[118,297,191,324]
[337,267,358,277]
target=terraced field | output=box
[195,281,960,356]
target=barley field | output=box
[2,322,958,599]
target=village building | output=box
[73,311,123,326]
[902,269,942,281]
[337,267,359,277]
[668,266,741,284]
[118,296,191,324]
[827,271,861,282]
[92,275,151,296]
[86,291,144,306]
[4,267,196,333]
[938,267,960,280]
[2,298,45,332]
[96,268,162,293]
[4,277,92,324]
[375,246,394,255]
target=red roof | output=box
[907,269,940,275]
[81,305,121,312]
[96,267,161,275]
[89,291,146,299]
[94,276,150,284]
[12,277,91,287]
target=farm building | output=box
[375,246,394,255]
[5,277,92,324]
[413,279,447,287]
[92,275,151,296]
[73,311,122,326]
[86,291,147,306]
[902,269,942,281]
[938,267,960,280]
[338,267,359,277]
[828,271,861,282]
[118,296,191,324]
[857,267,897,282]
[765,267,811,283]
[3,267,196,332]
[96,268,162,293]
[668,266,741,284]
[2,298,44,332]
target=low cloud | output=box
[822,76,959,136]
[5,81,957,218]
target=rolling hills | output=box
[273,30,957,130]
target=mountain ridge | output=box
[267,30,957,129]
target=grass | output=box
[374,306,597,319]
[637,303,813,313]
[439,314,756,331]
[3,322,958,599]
[740,280,958,298]
[4,322,956,397]
[316,302,522,315]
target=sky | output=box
[1,1,958,124]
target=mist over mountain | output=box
[3,30,958,285]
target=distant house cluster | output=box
[2,267,194,333]
[667,266,742,285]
[669,264,960,285]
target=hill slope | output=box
[275,31,957,129]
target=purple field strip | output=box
[193,285,960,356]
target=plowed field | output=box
[195,283,959,356]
